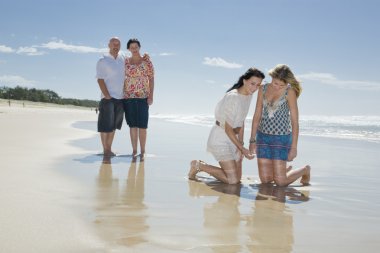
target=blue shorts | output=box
[97,98,124,132]
[256,131,292,161]
[123,98,149,129]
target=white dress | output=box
[207,89,252,161]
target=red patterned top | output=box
[124,57,154,98]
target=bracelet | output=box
[249,138,256,144]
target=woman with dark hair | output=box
[123,38,154,158]
[188,68,265,184]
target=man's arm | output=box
[98,79,111,99]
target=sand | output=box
[1,103,380,252]
[0,104,104,252]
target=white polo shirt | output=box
[96,53,125,99]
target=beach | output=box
[1,103,380,252]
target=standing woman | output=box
[124,38,154,157]
[249,64,310,186]
[188,68,265,184]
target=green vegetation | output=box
[0,86,99,108]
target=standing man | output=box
[96,37,125,157]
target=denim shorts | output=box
[123,98,149,129]
[97,98,124,132]
[256,131,292,161]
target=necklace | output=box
[266,99,280,118]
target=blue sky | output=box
[1,0,379,116]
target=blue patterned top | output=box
[258,83,291,135]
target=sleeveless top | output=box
[258,83,291,135]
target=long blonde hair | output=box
[269,64,302,97]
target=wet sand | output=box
[1,104,380,252]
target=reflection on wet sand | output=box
[95,157,148,248]
[188,180,309,252]
[247,184,309,253]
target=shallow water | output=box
[59,118,380,252]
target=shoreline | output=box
[1,105,380,252]
[0,105,104,252]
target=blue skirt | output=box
[256,131,292,161]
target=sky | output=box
[1,0,379,116]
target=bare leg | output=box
[106,131,116,155]
[101,131,116,156]
[139,128,147,155]
[129,127,138,156]
[273,160,311,186]
[189,160,240,184]
[100,132,107,153]
[236,159,242,181]
[257,158,274,183]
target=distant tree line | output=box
[0,86,99,108]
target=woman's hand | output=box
[142,53,150,61]
[249,143,256,155]
[242,147,255,160]
[287,147,297,161]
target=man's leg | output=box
[105,131,116,156]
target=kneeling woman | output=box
[188,68,265,184]
[249,64,311,186]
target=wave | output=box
[151,114,380,143]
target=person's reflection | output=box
[95,156,148,247]
[188,181,309,253]
[188,181,243,253]
[95,156,120,242]
[119,159,149,246]
[246,184,309,253]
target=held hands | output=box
[242,147,255,160]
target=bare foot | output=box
[103,150,116,157]
[300,165,311,185]
[188,160,200,180]
[140,152,145,162]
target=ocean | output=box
[151,114,380,144]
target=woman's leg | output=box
[257,158,274,183]
[273,160,311,186]
[129,127,138,156]
[236,158,243,181]
[139,128,147,155]
[189,160,240,184]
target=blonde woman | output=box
[249,64,310,186]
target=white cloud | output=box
[203,57,243,69]
[0,75,36,87]
[0,45,14,53]
[159,52,175,56]
[40,40,107,53]
[298,72,380,90]
[17,47,45,56]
